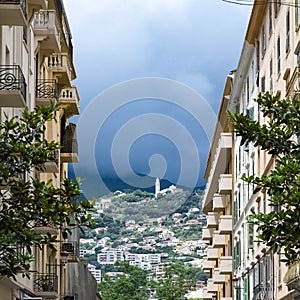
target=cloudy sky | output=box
[64,0,251,197]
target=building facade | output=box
[203,1,300,300]
[0,0,92,299]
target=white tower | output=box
[155,177,160,198]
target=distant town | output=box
[80,180,208,298]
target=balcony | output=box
[203,133,232,212]
[207,246,219,261]
[47,53,75,86]
[61,241,80,263]
[213,268,226,284]
[219,256,233,274]
[218,174,232,194]
[212,231,226,248]
[61,295,78,300]
[219,215,232,235]
[202,258,213,271]
[35,79,58,106]
[59,86,80,118]
[283,260,300,291]
[207,278,219,293]
[0,0,27,26]
[28,0,47,9]
[33,219,59,235]
[33,10,60,53]
[212,194,225,212]
[286,67,300,98]
[206,212,219,228]
[61,123,79,163]
[0,65,26,107]
[54,0,73,59]
[203,287,213,300]
[43,149,59,173]
[33,273,58,298]
[202,227,214,242]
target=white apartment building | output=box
[88,264,102,283]
[98,249,124,265]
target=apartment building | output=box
[0,0,85,299]
[202,75,233,300]
[203,0,300,300]
[98,249,125,265]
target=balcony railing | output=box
[33,273,58,297]
[36,79,58,106]
[54,0,73,59]
[61,241,80,262]
[212,194,225,212]
[61,295,78,300]
[0,65,26,107]
[206,212,219,228]
[34,218,58,235]
[219,256,233,274]
[33,10,60,52]
[59,86,80,117]
[219,215,232,235]
[47,53,73,84]
[0,0,27,26]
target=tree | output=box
[154,263,196,300]
[229,92,300,265]
[99,262,148,300]
[0,105,94,278]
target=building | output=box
[202,74,233,300]
[0,0,97,299]
[203,1,300,300]
[88,264,102,283]
[229,1,297,300]
[123,253,161,271]
[98,249,124,265]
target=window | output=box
[297,0,300,26]
[246,76,250,104]
[261,76,266,93]
[269,3,273,36]
[247,216,254,249]
[270,58,273,92]
[277,36,281,74]
[286,10,290,52]
[274,0,281,18]
[256,41,260,70]
[244,275,249,300]
[261,23,266,56]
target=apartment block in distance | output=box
[0,0,99,299]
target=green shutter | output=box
[244,275,249,300]
[248,216,254,249]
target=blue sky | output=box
[64,0,251,197]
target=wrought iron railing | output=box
[0,65,26,101]
[61,294,78,300]
[34,218,57,228]
[48,148,59,163]
[61,241,79,257]
[61,124,78,154]
[33,273,58,293]
[36,79,58,100]
[0,0,27,19]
